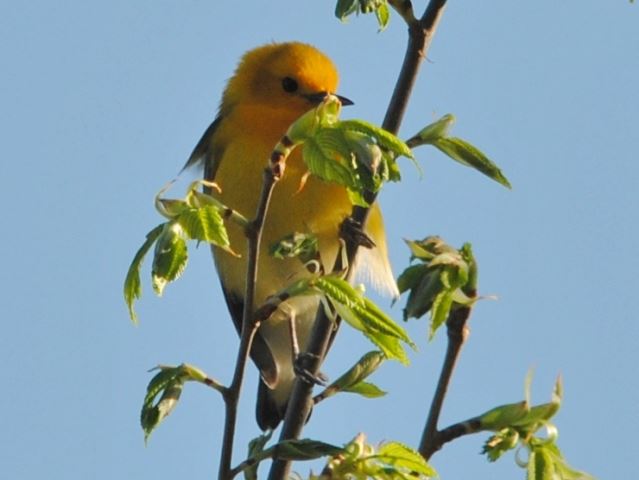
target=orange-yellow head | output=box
[219,42,350,121]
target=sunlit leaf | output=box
[376,442,439,477]
[406,114,456,146]
[124,224,165,323]
[141,367,186,442]
[341,119,413,159]
[151,223,188,296]
[177,205,232,252]
[317,351,386,400]
[433,137,511,188]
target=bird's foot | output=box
[340,217,376,249]
[293,352,328,386]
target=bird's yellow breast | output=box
[212,103,352,305]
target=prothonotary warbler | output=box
[183,42,398,430]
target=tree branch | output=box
[418,305,471,459]
[268,2,448,479]
[218,165,280,480]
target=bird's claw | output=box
[340,217,376,249]
[294,353,328,386]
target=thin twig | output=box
[218,166,279,480]
[267,2,448,479]
[418,306,471,459]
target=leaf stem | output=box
[418,305,471,459]
[218,166,279,480]
[267,2,448,479]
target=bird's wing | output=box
[221,287,279,389]
[185,116,280,389]
[181,115,224,177]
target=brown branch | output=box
[267,2,448,479]
[218,166,280,480]
[418,306,471,459]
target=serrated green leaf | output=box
[177,205,232,251]
[124,224,165,323]
[528,447,554,480]
[331,300,407,362]
[319,351,385,400]
[340,119,413,159]
[151,223,188,296]
[433,137,511,189]
[375,442,438,477]
[141,367,186,442]
[303,130,359,191]
[343,381,387,398]
[429,290,453,340]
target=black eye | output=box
[281,77,298,93]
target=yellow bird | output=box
[184,42,398,430]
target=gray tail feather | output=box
[256,379,283,431]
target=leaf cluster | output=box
[335,0,391,30]
[312,433,437,480]
[291,97,410,206]
[477,376,592,480]
[406,114,511,189]
[397,236,477,339]
[124,181,239,322]
[278,274,415,364]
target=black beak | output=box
[303,92,354,106]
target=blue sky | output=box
[1,1,637,479]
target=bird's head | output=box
[220,42,352,120]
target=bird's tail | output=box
[256,378,284,431]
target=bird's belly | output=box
[213,140,352,306]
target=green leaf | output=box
[270,232,319,264]
[375,2,390,30]
[124,224,165,323]
[403,269,443,321]
[151,223,188,296]
[397,263,430,295]
[433,137,512,188]
[177,205,232,251]
[271,439,343,460]
[343,381,386,398]
[141,367,186,442]
[406,114,456,147]
[429,290,453,340]
[479,401,529,431]
[245,431,273,480]
[482,428,520,462]
[375,442,438,478]
[318,351,386,400]
[313,275,414,363]
[335,0,359,20]
[527,447,554,480]
[340,119,413,159]
[303,129,359,191]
